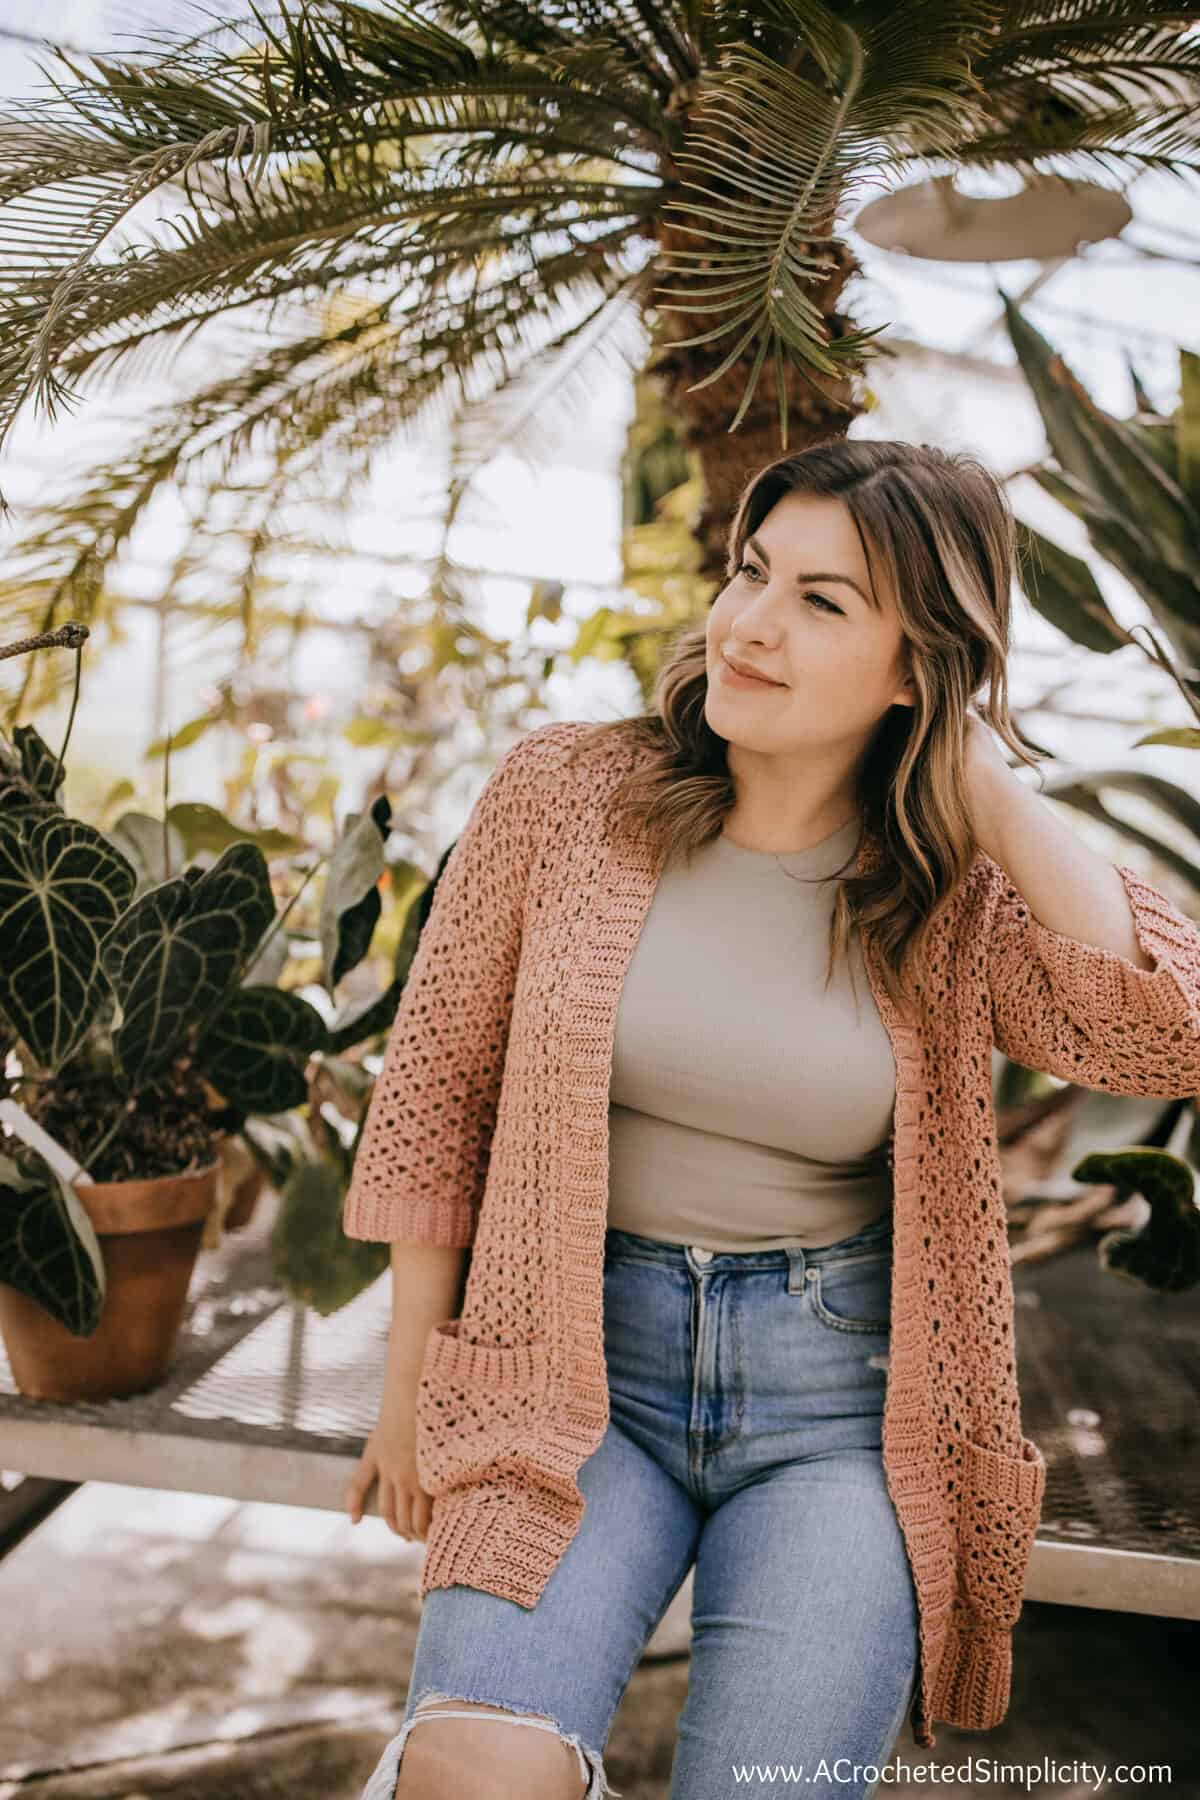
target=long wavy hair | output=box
[561,438,1046,1014]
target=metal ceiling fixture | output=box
[852,173,1132,263]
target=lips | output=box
[722,651,784,685]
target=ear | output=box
[891,644,917,710]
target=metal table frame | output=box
[3,1189,1198,1618]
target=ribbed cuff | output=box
[342,1191,477,1246]
[1026,864,1200,1033]
[928,1611,1015,1732]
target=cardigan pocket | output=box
[414,1318,551,1498]
[957,1434,1047,1630]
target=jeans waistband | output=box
[604,1205,894,1279]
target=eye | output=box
[734,561,845,619]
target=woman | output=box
[342,440,1200,1800]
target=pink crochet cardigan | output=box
[343,719,1200,1750]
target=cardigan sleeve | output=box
[983,851,1200,1098]
[341,729,547,1246]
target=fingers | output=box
[343,1450,429,1543]
[344,1453,378,1525]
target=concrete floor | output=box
[0,1481,1196,1799]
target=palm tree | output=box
[3,0,1200,717]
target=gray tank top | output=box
[607,812,896,1251]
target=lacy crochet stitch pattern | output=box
[343,719,1200,1749]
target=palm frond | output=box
[0,2,672,499]
[3,222,641,694]
[13,161,653,395]
[422,0,700,90]
[653,2,996,439]
[955,95,1200,180]
[442,263,652,512]
[974,5,1200,164]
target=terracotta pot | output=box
[0,1161,219,1402]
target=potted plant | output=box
[0,627,416,1397]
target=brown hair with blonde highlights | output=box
[560,438,1047,1016]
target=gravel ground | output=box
[1,1482,1196,1799]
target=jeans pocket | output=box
[414,1318,551,1498]
[807,1252,893,1333]
[957,1434,1047,1630]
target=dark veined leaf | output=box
[0,814,137,1070]
[100,841,277,1086]
[194,984,330,1113]
[0,1145,105,1335]
[270,1157,388,1316]
[13,724,66,803]
[320,794,392,991]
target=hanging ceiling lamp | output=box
[852,172,1132,263]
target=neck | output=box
[721,804,860,855]
[723,742,862,853]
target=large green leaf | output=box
[0,814,136,1070]
[319,794,391,992]
[194,985,329,1113]
[1004,294,1200,574]
[1179,348,1200,514]
[0,1145,105,1335]
[1013,519,1126,655]
[100,841,276,1086]
[165,802,302,860]
[1026,466,1200,673]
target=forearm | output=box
[971,763,1156,972]
[381,1240,470,1407]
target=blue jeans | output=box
[360,1208,919,1800]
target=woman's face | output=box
[704,490,915,756]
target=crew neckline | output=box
[714,811,863,876]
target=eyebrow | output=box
[745,534,879,612]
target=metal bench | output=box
[3,1188,1198,1620]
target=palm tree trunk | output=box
[645,106,864,583]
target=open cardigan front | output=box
[343,719,1200,1750]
